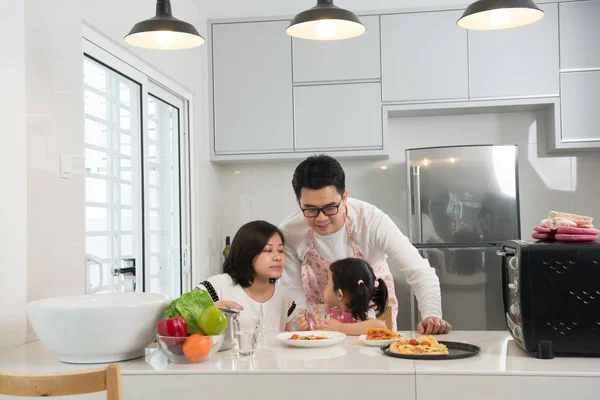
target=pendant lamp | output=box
[124,0,205,50]
[457,0,544,30]
[286,0,366,41]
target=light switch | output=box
[60,155,72,179]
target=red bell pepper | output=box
[158,316,188,348]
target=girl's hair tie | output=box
[357,280,364,286]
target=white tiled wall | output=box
[0,0,27,351]
[23,0,215,340]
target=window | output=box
[83,36,192,299]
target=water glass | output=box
[307,304,330,330]
[233,318,264,356]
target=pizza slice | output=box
[365,328,402,341]
[389,335,449,355]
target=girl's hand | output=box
[417,317,452,334]
[296,310,310,331]
[214,300,244,311]
[314,316,342,332]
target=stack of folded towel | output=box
[531,211,598,242]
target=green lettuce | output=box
[164,298,180,319]
[172,289,214,334]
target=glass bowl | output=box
[156,332,224,363]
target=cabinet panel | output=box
[292,15,381,83]
[469,4,559,98]
[212,21,293,154]
[559,0,600,69]
[381,10,468,102]
[561,71,600,142]
[294,83,382,150]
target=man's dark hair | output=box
[223,220,285,288]
[292,155,346,199]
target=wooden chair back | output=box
[0,363,122,399]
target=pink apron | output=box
[301,215,399,330]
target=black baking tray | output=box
[381,341,481,360]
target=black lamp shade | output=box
[457,0,544,30]
[124,0,205,50]
[286,0,366,40]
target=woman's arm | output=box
[285,321,292,332]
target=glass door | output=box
[145,83,185,297]
[83,54,145,294]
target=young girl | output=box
[197,221,296,332]
[296,258,389,336]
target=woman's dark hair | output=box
[223,220,285,288]
[292,154,346,199]
[329,258,388,321]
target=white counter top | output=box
[3,331,600,377]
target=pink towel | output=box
[557,226,600,235]
[534,226,554,234]
[532,232,553,240]
[555,234,598,242]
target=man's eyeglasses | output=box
[300,200,343,218]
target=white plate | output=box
[359,334,403,347]
[276,331,346,348]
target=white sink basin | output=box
[28,293,170,364]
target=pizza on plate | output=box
[288,334,328,340]
[365,328,402,341]
[389,335,449,355]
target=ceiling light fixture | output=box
[286,0,366,41]
[124,0,205,50]
[457,0,544,30]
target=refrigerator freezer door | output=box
[412,246,506,331]
[407,145,520,246]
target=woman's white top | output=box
[197,273,295,332]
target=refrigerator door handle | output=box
[411,165,423,243]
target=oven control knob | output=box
[510,302,520,316]
[508,256,519,271]
[512,325,524,341]
[508,279,519,292]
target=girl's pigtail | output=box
[372,278,389,317]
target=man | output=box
[279,155,451,334]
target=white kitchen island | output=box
[2,331,600,400]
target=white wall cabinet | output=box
[212,21,294,154]
[294,83,383,151]
[381,10,468,102]
[292,15,381,83]
[559,0,600,70]
[209,1,599,161]
[560,71,600,144]
[468,3,559,99]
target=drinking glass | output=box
[233,318,264,356]
[307,304,330,330]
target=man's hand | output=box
[417,317,452,334]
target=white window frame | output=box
[82,22,195,294]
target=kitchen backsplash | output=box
[212,110,600,277]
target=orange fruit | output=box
[182,334,211,361]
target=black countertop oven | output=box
[497,240,600,359]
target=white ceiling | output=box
[191,0,474,19]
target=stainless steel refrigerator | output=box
[406,144,520,330]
